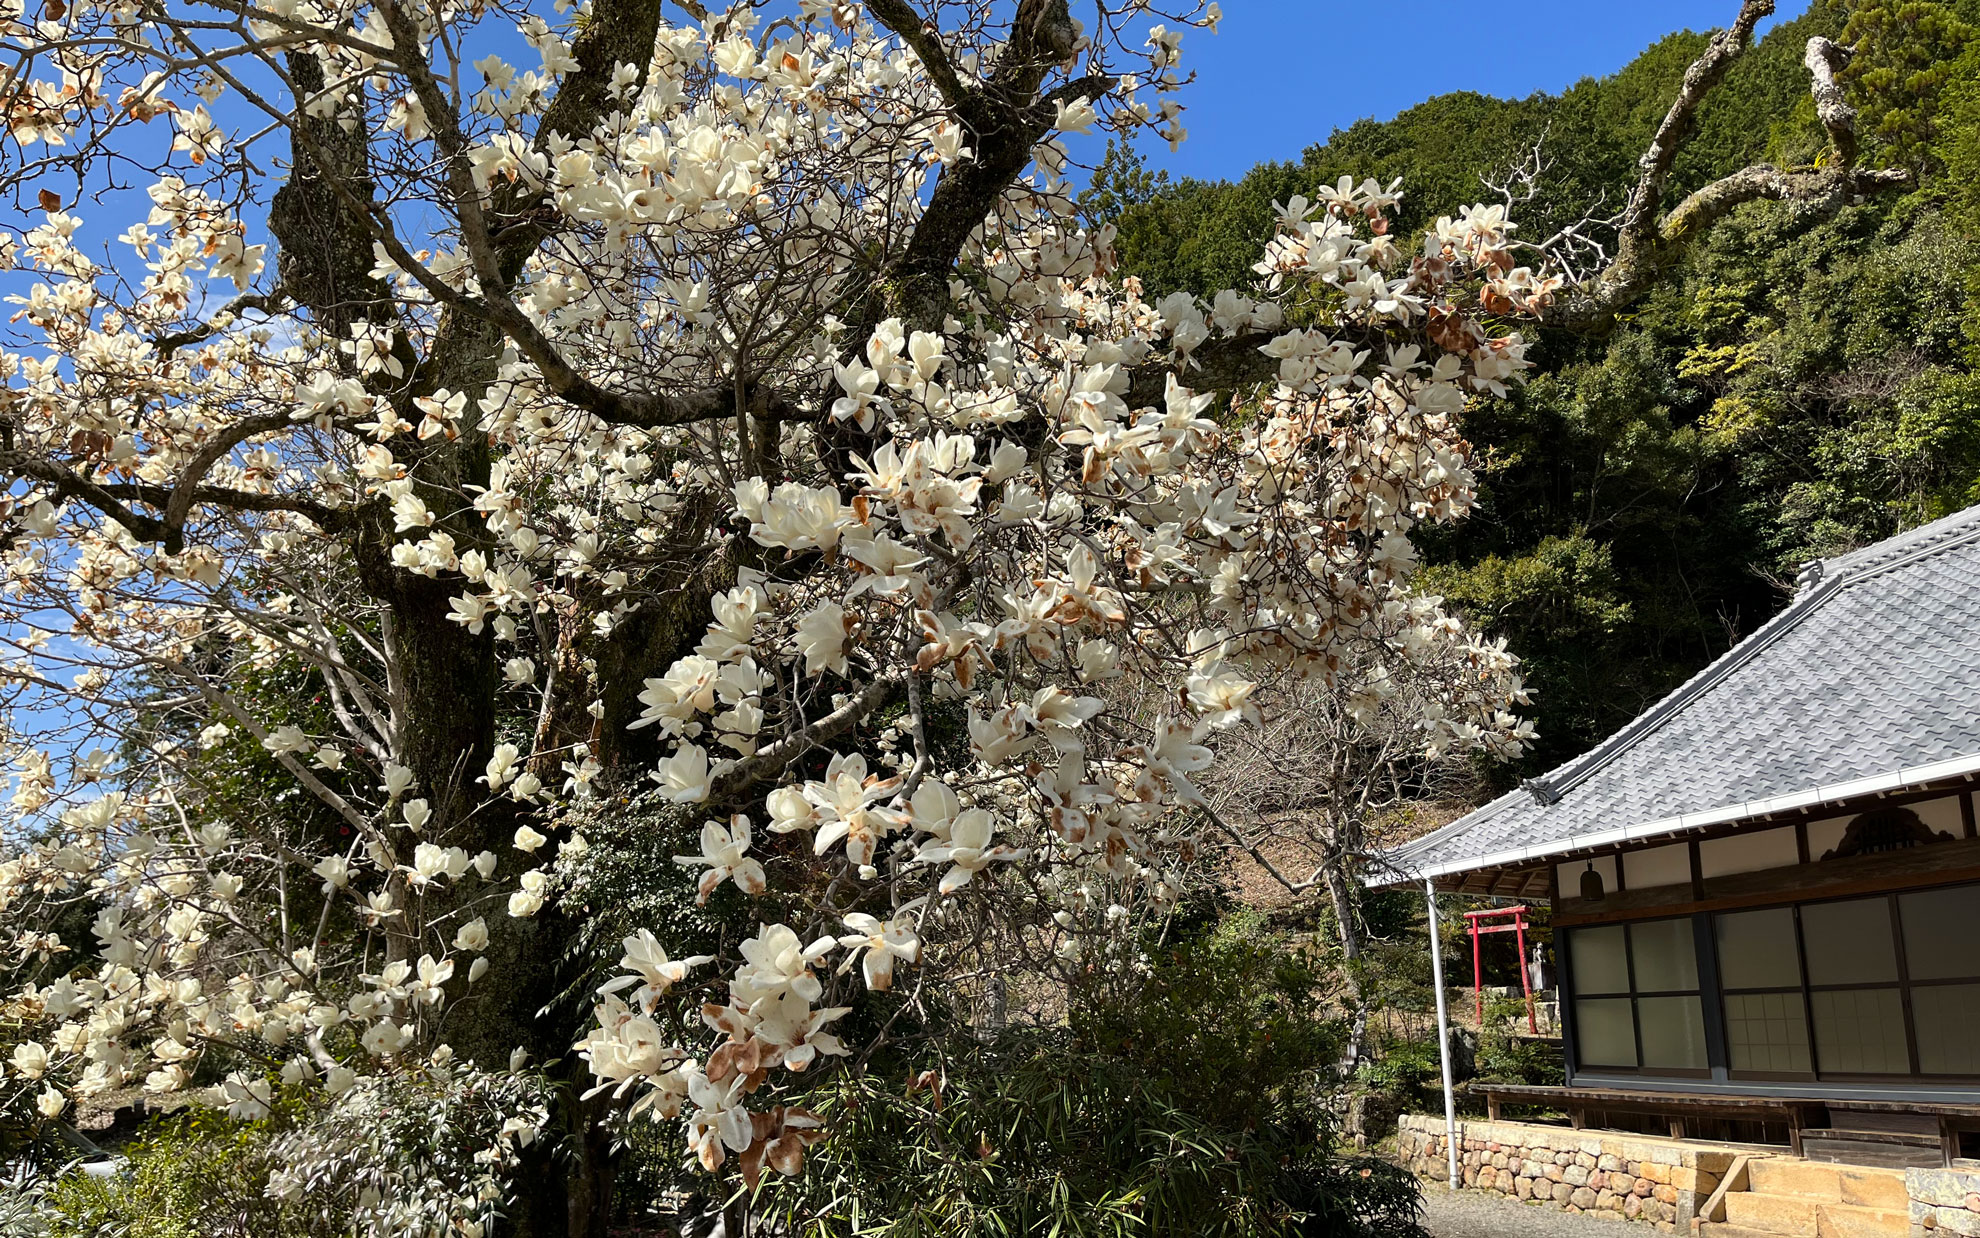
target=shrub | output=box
[1356,1036,1442,1106]
[262,1066,553,1236]
[36,1066,551,1238]
[695,914,1429,1238]
[42,1110,285,1238]
[1,1162,58,1238]
[1473,995,1564,1091]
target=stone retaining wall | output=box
[1396,1113,1735,1230]
[1910,1166,1980,1236]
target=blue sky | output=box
[1155,0,1809,183]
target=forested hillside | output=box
[1098,0,1980,775]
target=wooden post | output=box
[1472,913,1484,1028]
[1516,913,1536,1033]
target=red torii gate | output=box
[1462,905,1537,1033]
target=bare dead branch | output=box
[1547,5,1910,329]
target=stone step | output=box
[1698,1225,1790,1238]
[1814,1201,1909,1237]
[1717,1189,1910,1237]
[1747,1159,1842,1200]
[1744,1159,1909,1210]
[1724,1191,1818,1233]
[1836,1167,1910,1212]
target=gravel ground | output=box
[1419,1183,1623,1237]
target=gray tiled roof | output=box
[1374,504,1980,883]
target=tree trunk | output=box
[566,1093,619,1238]
[1322,849,1370,1070]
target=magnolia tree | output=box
[1199,641,1533,1070]
[0,0,1892,1232]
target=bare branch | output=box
[706,676,900,804]
[1,449,173,545]
[158,411,297,535]
[95,479,357,536]
[1660,160,1907,244]
[151,287,288,354]
[1618,0,1775,247]
[1479,126,1551,211]
[1548,5,1910,329]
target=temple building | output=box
[1378,503,1980,1172]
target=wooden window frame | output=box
[1715,903,1817,1081]
[1566,917,1711,1079]
[1712,884,1980,1085]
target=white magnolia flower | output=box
[597,929,712,1013]
[454,917,490,951]
[748,992,850,1070]
[11,1040,49,1079]
[765,784,816,834]
[360,1019,411,1057]
[806,753,903,868]
[404,841,452,888]
[146,1065,190,1093]
[652,744,712,803]
[686,1071,753,1171]
[222,1071,273,1118]
[732,923,834,1010]
[509,889,545,918]
[793,602,848,676]
[261,725,311,755]
[381,764,415,798]
[1186,666,1262,729]
[484,742,522,789]
[836,913,921,991]
[673,815,766,905]
[917,809,1020,894]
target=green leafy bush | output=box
[42,1110,287,1238]
[34,1065,551,1238]
[720,914,1425,1238]
[1357,1037,1441,1107]
[1473,995,1565,1092]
